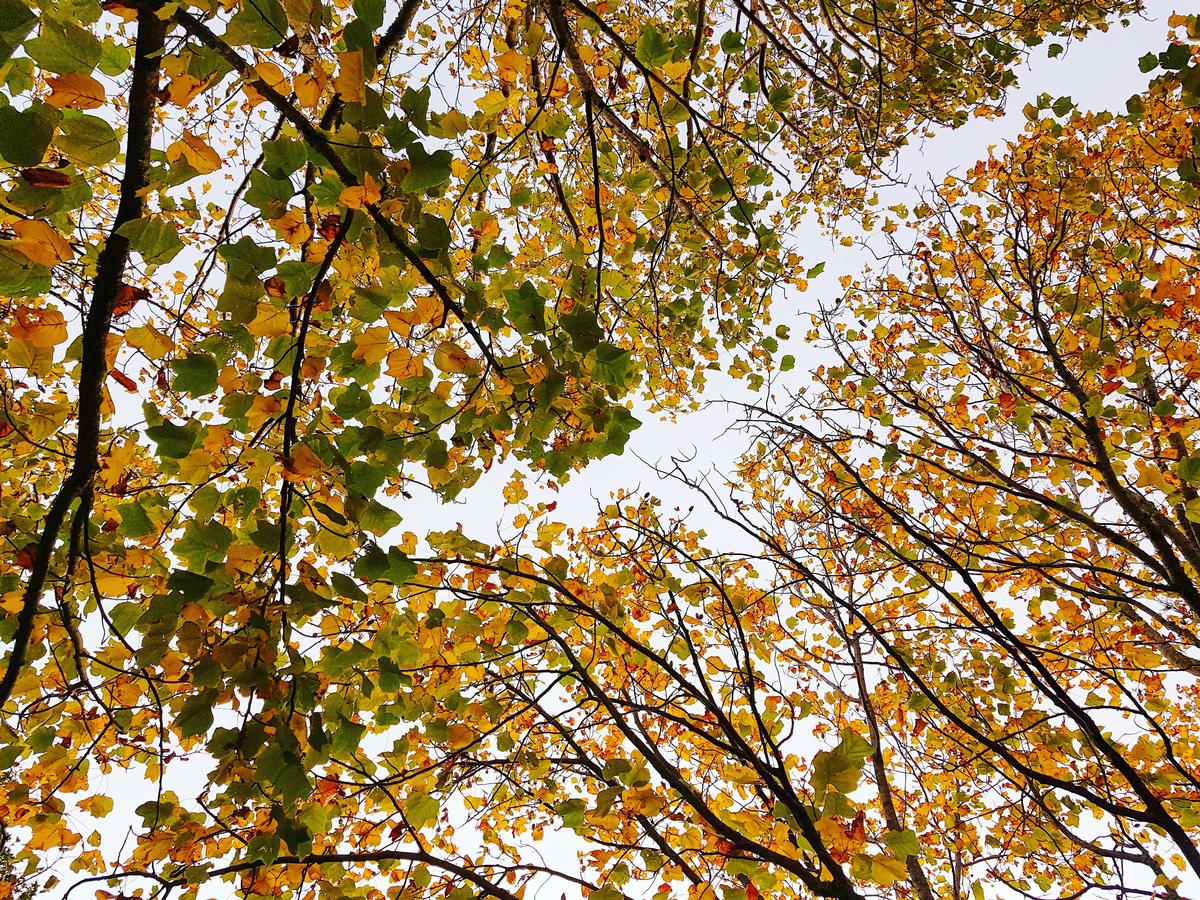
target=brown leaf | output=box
[112,284,149,317]
[20,168,72,189]
[318,214,341,241]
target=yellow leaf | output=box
[247,394,282,430]
[246,302,292,339]
[333,49,364,103]
[125,324,174,359]
[10,306,67,348]
[255,60,289,91]
[165,74,206,107]
[294,71,323,108]
[45,73,105,109]
[166,131,221,175]
[623,785,666,816]
[385,346,425,380]
[502,475,527,504]
[476,89,509,116]
[496,49,527,83]
[445,723,476,749]
[272,207,312,246]
[11,220,74,266]
[340,173,381,210]
[224,543,264,575]
[0,591,23,614]
[439,108,470,136]
[283,443,324,480]
[77,795,113,818]
[243,61,289,105]
[353,326,392,365]
[434,340,474,374]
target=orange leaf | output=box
[45,73,106,110]
[109,369,137,391]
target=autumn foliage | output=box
[1,0,1197,898]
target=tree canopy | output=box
[2,0,1197,899]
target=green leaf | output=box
[331,572,367,603]
[171,353,219,397]
[330,714,366,756]
[168,569,215,601]
[401,85,430,131]
[883,829,920,860]
[720,30,745,53]
[117,501,155,538]
[555,798,587,829]
[1161,42,1192,71]
[0,0,35,64]
[636,26,673,67]
[146,419,200,459]
[504,281,546,335]
[245,833,281,865]
[109,601,143,634]
[25,19,102,75]
[561,304,603,350]
[810,728,872,797]
[225,0,288,48]
[415,213,452,253]
[7,170,91,216]
[262,138,308,177]
[851,853,908,887]
[406,791,439,828]
[591,342,632,387]
[0,103,57,166]
[0,245,49,297]
[118,217,183,268]
[403,143,452,192]
[57,112,118,166]
[176,691,216,738]
[219,237,277,281]
[175,520,234,569]
[97,36,131,76]
[359,500,401,536]
[354,543,416,584]
[254,745,311,801]
[599,405,640,456]
[1178,454,1200,485]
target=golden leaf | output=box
[45,73,105,109]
